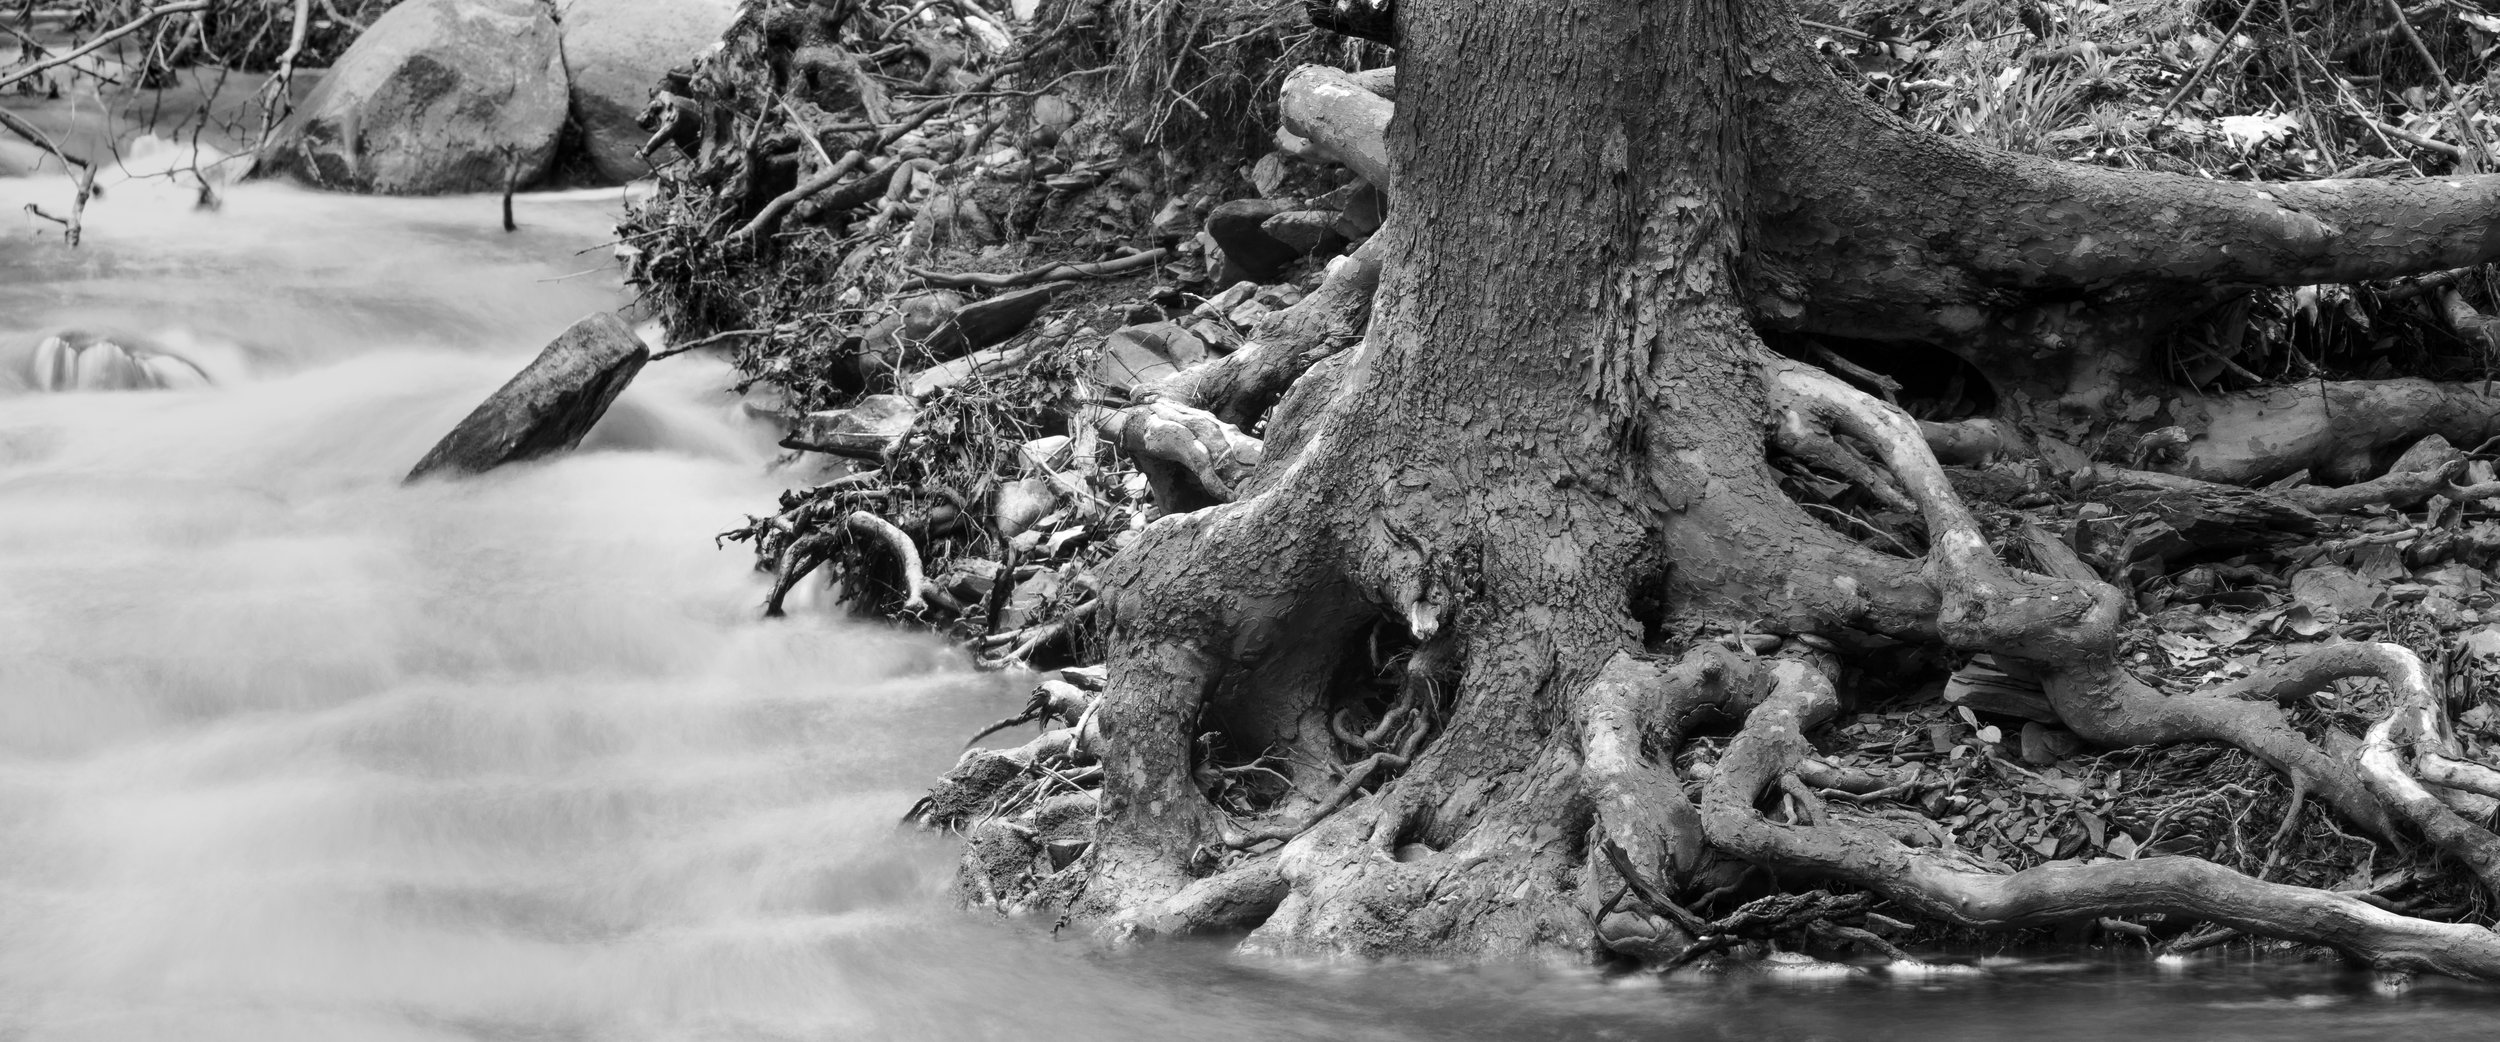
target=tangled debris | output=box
[627,0,1382,667]
[629,0,2500,970]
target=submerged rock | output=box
[406,312,649,481]
[262,0,568,194]
[558,0,740,184]
[9,331,209,393]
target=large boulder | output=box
[406,312,649,481]
[263,0,568,194]
[558,0,740,184]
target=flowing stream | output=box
[8,101,2500,1042]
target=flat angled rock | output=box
[1259,209,1346,254]
[1942,655,2060,724]
[406,312,648,481]
[1096,321,1207,394]
[783,394,919,460]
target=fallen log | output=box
[405,312,648,481]
[1279,65,1391,189]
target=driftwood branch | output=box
[1280,64,1391,188]
[904,248,1168,290]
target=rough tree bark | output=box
[929,0,2500,973]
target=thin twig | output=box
[651,327,770,361]
[2380,0,2494,165]
[0,0,209,92]
[2151,0,2265,128]
[253,0,311,151]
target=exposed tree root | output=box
[613,0,2500,983]
[1773,358,2403,842]
[754,498,936,618]
[1702,645,2500,980]
[1149,239,1384,429]
[1096,401,1263,513]
[2168,380,2500,485]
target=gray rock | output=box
[407,311,649,480]
[1259,209,1346,255]
[782,394,919,461]
[1192,281,1258,319]
[1251,152,1293,197]
[2291,565,2381,616]
[264,0,568,194]
[852,292,969,389]
[1030,94,1079,131]
[2389,433,2463,476]
[993,475,1060,539]
[1942,655,2059,724]
[2019,722,2083,766]
[1096,321,1206,393]
[559,0,739,184]
[1313,179,1385,236]
[908,192,1002,250]
[1205,197,1301,284]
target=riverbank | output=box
[623,0,2500,972]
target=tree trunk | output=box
[925,0,2500,974]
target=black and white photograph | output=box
[13,0,2500,1037]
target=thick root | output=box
[1149,238,1384,429]
[1096,401,1264,514]
[2170,379,2500,485]
[1701,646,2500,979]
[1770,358,2399,839]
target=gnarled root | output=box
[974,597,1099,669]
[760,509,933,617]
[1096,401,1264,514]
[1149,238,1384,429]
[1701,645,2500,980]
[1767,357,2399,840]
[1581,645,1775,956]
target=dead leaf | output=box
[2200,615,2255,646]
[2283,604,2329,637]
